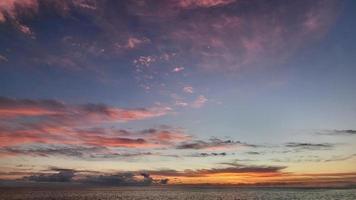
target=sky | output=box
[0,0,356,187]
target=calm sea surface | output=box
[1,186,355,200]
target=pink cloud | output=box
[0,122,193,150]
[172,67,184,73]
[126,37,150,49]
[178,0,236,9]
[183,86,194,94]
[0,0,38,22]
[0,97,170,123]
[191,95,208,108]
[0,54,8,62]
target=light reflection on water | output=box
[1,187,356,200]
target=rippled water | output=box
[1,186,355,200]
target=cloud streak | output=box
[285,142,334,150]
[176,138,255,150]
[318,129,356,136]
[0,96,170,122]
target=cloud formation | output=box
[22,167,169,186]
[0,144,106,158]
[0,0,38,22]
[0,0,340,74]
[319,129,356,136]
[0,125,193,151]
[143,163,286,178]
[0,96,170,122]
[0,97,179,149]
[285,142,334,150]
[25,169,75,182]
[176,138,254,150]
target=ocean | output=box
[1,186,355,200]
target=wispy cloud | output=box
[0,96,171,122]
[177,0,236,9]
[285,142,334,150]
[0,124,192,150]
[189,152,227,157]
[0,96,175,148]
[318,129,356,136]
[1,0,340,74]
[0,0,38,23]
[142,163,286,178]
[0,144,105,158]
[191,95,208,108]
[176,138,255,150]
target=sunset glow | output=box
[0,0,356,188]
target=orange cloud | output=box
[144,165,356,186]
[0,120,193,150]
[0,97,176,149]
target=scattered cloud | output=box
[285,142,334,150]
[177,0,236,9]
[0,54,8,62]
[1,0,340,74]
[245,151,261,155]
[0,144,106,158]
[324,154,356,162]
[189,152,227,157]
[140,128,192,144]
[318,129,356,136]
[172,67,184,73]
[144,163,286,178]
[183,86,194,94]
[191,95,208,108]
[176,138,254,150]
[271,154,356,163]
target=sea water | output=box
[1,186,355,200]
